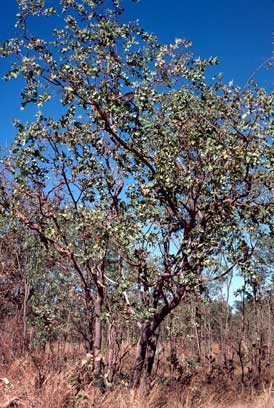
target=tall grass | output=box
[0,341,273,408]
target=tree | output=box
[0,0,273,387]
[233,234,274,385]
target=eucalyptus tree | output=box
[0,162,137,375]
[0,211,47,354]
[0,0,273,387]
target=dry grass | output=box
[0,361,273,408]
[0,343,273,408]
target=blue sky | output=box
[124,0,273,88]
[0,0,273,148]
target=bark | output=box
[82,289,94,352]
[132,286,186,387]
[107,322,116,383]
[131,324,150,388]
[170,335,178,373]
[94,288,104,376]
[146,328,159,377]
[22,278,30,353]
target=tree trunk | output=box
[131,286,186,387]
[132,332,149,388]
[94,288,103,376]
[146,328,159,377]
[22,278,30,353]
[83,289,94,352]
[106,322,116,384]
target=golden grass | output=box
[0,364,273,408]
[0,346,273,408]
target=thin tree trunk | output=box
[107,322,116,384]
[94,288,104,376]
[83,289,94,352]
[22,278,30,353]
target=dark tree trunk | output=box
[146,328,159,377]
[131,287,186,387]
[131,323,150,388]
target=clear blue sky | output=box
[0,0,273,148]
[124,0,273,89]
